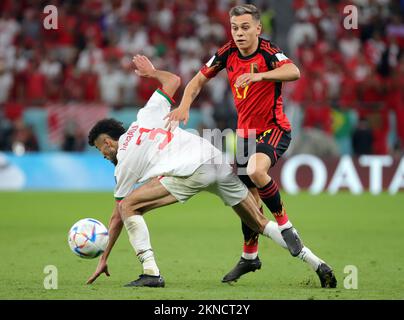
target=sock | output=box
[240,206,262,260]
[262,221,288,249]
[263,222,323,271]
[258,180,291,230]
[297,246,323,271]
[124,215,160,276]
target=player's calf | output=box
[256,179,304,256]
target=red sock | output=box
[241,206,262,259]
[258,180,289,227]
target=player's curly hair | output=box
[229,4,260,22]
[88,118,126,146]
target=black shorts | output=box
[236,128,291,188]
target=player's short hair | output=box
[229,4,261,22]
[88,118,126,146]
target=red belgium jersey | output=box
[200,37,293,138]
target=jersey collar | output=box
[237,37,262,60]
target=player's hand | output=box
[235,73,262,88]
[132,54,156,78]
[86,259,110,284]
[164,106,189,131]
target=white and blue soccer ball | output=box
[68,218,109,259]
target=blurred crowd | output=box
[286,0,404,156]
[0,0,403,155]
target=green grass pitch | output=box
[0,191,403,300]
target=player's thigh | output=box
[246,152,272,176]
[254,128,291,169]
[121,178,177,215]
[138,194,179,214]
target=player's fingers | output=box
[86,274,97,284]
[235,77,245,87]
[170,120,179,131]
[164,112,177,127]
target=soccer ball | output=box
[68,218,109,259]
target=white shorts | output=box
[159,156,248,207]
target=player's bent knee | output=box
[119,200,144,220]
[118,200,130,219]
[119,199,137,219]
[247,169,268,186]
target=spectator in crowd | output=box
[61,121,86,152]
[0,108,13,151]
[10,120,39,153]
[352,117,373,155]
[0,58,13,104]
[0,0,402,154]
[98,60,125,109]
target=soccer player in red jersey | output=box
[166,4,337,288]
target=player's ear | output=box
[104,137,113,147]
[257,22,262,36]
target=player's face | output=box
[94,135,118,166]
[230,14,261,54]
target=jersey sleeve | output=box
[200,41,232,78]
[137,88,174,128]
[262,41,293,70]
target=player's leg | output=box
[231,191,287,248]
[233,137,262,272]
[210,160,286,282]
[119,178,178,287]
[246,152,298,244]
[242,187,262,259]
[247,131,337,287]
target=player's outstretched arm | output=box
[132,55,181,97]
[164,71,210,128]
[235,63,300,88]
[86,203,123,284]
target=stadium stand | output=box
[0,0,403,155]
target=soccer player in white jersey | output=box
[86,55,336,288]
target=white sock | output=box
[297,246,323,271]
[241,251,258,260]
[264,222,323,271]
[123,215,160,276]
[263,221,288,249]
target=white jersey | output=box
[114,89,221,200]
